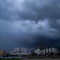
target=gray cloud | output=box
[0,0,60,21]
[19,0,60,38]
[0,0,60,50]
[20,0,60,20]
[0,0,23,21]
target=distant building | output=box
[34,48,58,56]
[35,49,40,55]
[51,48,58,54]
[10,48,31,56]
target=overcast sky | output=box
[0,0,60,50]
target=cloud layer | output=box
[20,0,60,20]
[0,0,60,50]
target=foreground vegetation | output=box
[0,58,60,60]
[0,58,20,60]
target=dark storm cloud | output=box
[20,0,60,39]
[0,0,60,50]
[20,0,60,20]
[0,0,60,21]
[19,0,60,38]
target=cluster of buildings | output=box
[10,48,31,56]
[35,48,58,56]
[0,47,59,57]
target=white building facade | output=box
[10,48,31,56]
[35,48,58,56]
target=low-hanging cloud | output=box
[0,0,60,50]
